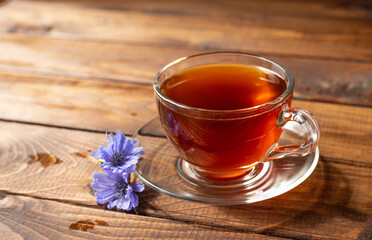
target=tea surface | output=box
[161,64,287,110]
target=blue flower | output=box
[91,169,145,211]
[92,130,144,174]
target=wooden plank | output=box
[0,0,371,61]
[0,35,196,84]
[0,123,100,204]
[0,68,371,139]
[294,101,372,163]
[0,100,370,239]
[0,194,282,239]
[0,71,156,133]
[30,0,372,21]
[0,38,371,106]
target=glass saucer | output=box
[134,117,319,205]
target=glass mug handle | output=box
[266,108,320,160]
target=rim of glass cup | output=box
[154,52,294,118]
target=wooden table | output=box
[0,0,371,239]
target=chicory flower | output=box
[91,169,145,211]
[92,130,144,174]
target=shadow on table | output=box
[136,155,369,239]
[216,156,368,237]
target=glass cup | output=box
[154,52,320,185]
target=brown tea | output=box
[161,64,286,110]
[158,64,290,176]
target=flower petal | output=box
[115,130,126,150]
[127,165,136,172]
[91,181,114,190]
[130,138,138,147]
[93,171,114,182]
[95,189,117,204]
[91,150,101,159]
[104,170,123,182]
[92,173,115,186]
[130,192,139,209]
[111,166,131,177]
[107,198,120,209]
[124,185,133,199]
[107,133,116,154]
[92,171,106,179]
[131,147,144,156]
[123,141,135,154]
[106,132,110,141]
[117,196,131,211]
[98,146,111,161]
[132,182,145,193]
[122,158,138,168]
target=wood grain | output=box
[1,0,371,239]
[0,0,371,61]
[30,0,372,21]
[0,100,370,239]
[295,101,372,163]
[0,124,101,204]
[0,194,282,240]
[137,156,371,239]
[0,71,156,133]
[0,36,371,106]
[0,69,371,136]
